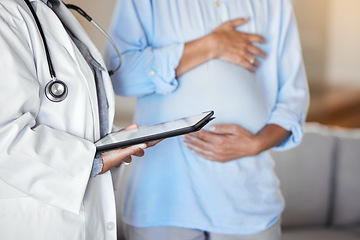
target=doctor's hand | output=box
[99,143,147,173]
[99,124,163,173]
[100,123,144,173]
[211,18,267,72]
[183,124,290,163]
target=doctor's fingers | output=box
[145,139,163,148]
[122,123,138,130]
[116,156,132,167]
[119,144,147,159]
[101,144,146,173]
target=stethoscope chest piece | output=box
[45,80,68,102]
[24,0,121,103]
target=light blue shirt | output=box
[106,0,309,235]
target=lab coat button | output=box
[148,70,155,77]
[106,221,115,231]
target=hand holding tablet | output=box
[96,111,214,153]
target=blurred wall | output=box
[66,0,360,126]
[292,0,330,89]
[293,0,360,89]
[325,0,360,87]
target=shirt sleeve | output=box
[266,0,310,150]
[90,153,104,177]
[104,0,184,97]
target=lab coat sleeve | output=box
[266,0,310,150]
[0,13,94,214]
[104,0,184,97]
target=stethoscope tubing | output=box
[23,0,122,102]
[24,0,57,81]
[65,3,122,75]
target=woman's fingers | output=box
[214,25,266,71]
[183,141,216,161]
[209,124,240,135]
[240,57,257,72]
[183,131,231,162]
[226,17,249,28]
[245,54,261,68]
[246,44,267,59]
[246,33,266,44]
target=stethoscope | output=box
[24,0,122,102]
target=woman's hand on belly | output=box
[176,18,267,77]
[183,124,290,162]
[211,18,267,72]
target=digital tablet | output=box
[95,111,214,153]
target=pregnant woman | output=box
[105,0,310,239]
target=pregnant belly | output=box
[138,60,270,133]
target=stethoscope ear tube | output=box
[24,0,57,80]
[65,3,122,76]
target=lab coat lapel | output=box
[27,0,101,140]
[53,1,115,135]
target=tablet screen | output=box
[96,111,214,152]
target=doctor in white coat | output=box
[0,0,148,239]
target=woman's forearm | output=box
[255,124,291,154]
[175,34,217,77]
[175,18,266,77]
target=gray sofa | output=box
[271,123,360,240]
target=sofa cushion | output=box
[333,132,360,226]
[282,228,360,240]
[272,124,337,227]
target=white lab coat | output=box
[0,0,117,239]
